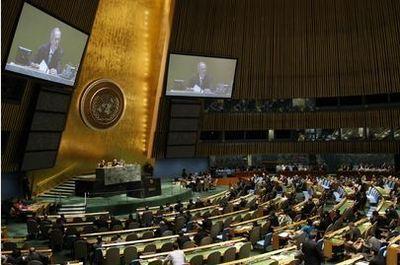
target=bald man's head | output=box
[50,27,61,50]
[198,62,207,79]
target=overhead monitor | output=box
[165,53,237,98]
[4,2,89,87]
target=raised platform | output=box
[37,182,227,215]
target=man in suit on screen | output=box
[31,27,63,75]
[187,61,213,93]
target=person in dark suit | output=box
[176,231,191,249]
[31,27,63,75]
[193,228,208,245]
[27,247,49,264]
[301,236,324,265]
[187,62,213,93]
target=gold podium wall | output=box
[28,0,174,195]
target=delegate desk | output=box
[221,245,298,265]
[232,215,271,235]
[5,63,74,86]
[1,248,53,261]
[100,232,196,255]
[139,238,247,263]
[161,194,257,221]
[136,189,230,214]
[82,226,159,244]
[376,197,393,215]
[333,198,354,215]
[387,235,400,265]
[41,211,110,222]
[272,216,319,250]
[334,254,364,265]
[374,186,391,199]
[323,218,371,259]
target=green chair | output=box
[143,243,157,254]
[207,251,221,265]
[183,241,196,249]
[189,254,203,265]
[124,246,138,264]
[160,242,174,252]
[142,231,154,239]
[222,247,236,262]
[249,226,261,245]
[105,247,120,265]
[238,242,252,259]
[200,236,213,246]
[126,233,138,241]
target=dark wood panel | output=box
[201,109,400,130]
[197,141,400,156]
[169,0,400,98]
[155,0,400,158]
[1,79,35,172]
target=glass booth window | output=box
[394,128,400,140]
[204,99,224,113]
[341,128,365,140]
[367,128,391,140]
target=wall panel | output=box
[201,109,400,131]
[168,0,400,98]
[153,0,400,158]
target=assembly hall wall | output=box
[153,0,400,158]
[2,0,175,195]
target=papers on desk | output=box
[192,84,202,92]
[355,262,368,265]
[271,252,295,261]
[39,60,48,73]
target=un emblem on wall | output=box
[80,79,125,130]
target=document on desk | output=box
[192,84,202,92]
[39,60,49,73]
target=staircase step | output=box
[47,190,73,195]
[50,188,75,194]
[62,203,86,208]
[64,181,76,185]
[55,185,75,190]
[57,211,86,215]
[59,207,86,212]
[38,194,68,198]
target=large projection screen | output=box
[4,2,88,87]
[165,54,237,98]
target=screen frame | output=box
[164,52,238,99]
[2,1,91,88]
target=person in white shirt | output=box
[165,243,186,265]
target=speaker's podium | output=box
[127,177,161,198]
[75,164,161,198]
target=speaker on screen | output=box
[165,53,237,98]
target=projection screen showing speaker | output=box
[165,54,237,98]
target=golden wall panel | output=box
[29,0,174,194]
